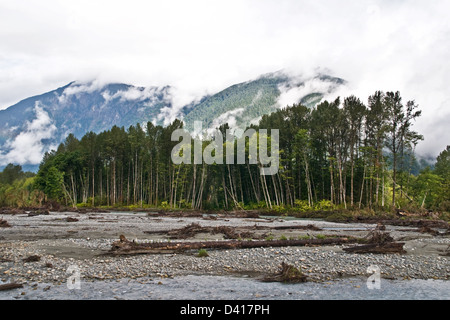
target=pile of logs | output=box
[343,223,406,254]
[109,235,358,256]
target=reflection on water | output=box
[1,275,448,300]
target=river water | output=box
[1,275,448,300]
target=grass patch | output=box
[196,249,209,258]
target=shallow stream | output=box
[1,275,448,300]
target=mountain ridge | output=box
[0,71,346,170]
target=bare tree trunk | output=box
[330,158,335,205]
[92,165,95,207]
[222,172,228,209]
[70,172,77,208]
[272,175,279,206]
[359,165,366,209]
[196,164,206,209]
[247,163,259,202]
[191,164,196,209]
[337,153,346,209]
[261,166,272,209]
[155,163,159,206]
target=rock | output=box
[0,219,11,228]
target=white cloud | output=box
[209,108,245,132]
[58,80,106,103]
[0,103,57,166]
[0,0,449,157]
[276,75,344,109]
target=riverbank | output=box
[0,210,449,299]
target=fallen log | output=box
[0,283,23,291]
[27,209,49,217]
[418,226,440,236]
[343,242,406,254]
[109,235,359,256]
[144,223,323,240]
[0,208,26,215]
[271,224,322,231]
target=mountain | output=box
[182,72,345,131]
[0,71,346,171]
[0,82,172,170]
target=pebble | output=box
[1,214,449,286]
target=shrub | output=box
[197,249,209,258]
[160,201,170,209]
[439,200,450,213]
[272,205,287,215]
[314,200,335,211]
[294,200,311,212]
[265,234,274,241]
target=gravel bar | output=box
[0,211,449,287]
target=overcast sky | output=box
[0,0,449,158]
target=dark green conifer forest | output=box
[1,91,449,216]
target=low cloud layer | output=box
[0,103,57,166]
[0,0,449,158]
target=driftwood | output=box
[144,223,257,240]
[0,208,26,215]
[261,262,307,283]
[144,222,323,240]
[440,245,450,257]
[22,255,41,263]
[344,224,406,254]
[271,224,322,231]
[28,209,49,217]
[0,283,23,291]
[109,235,358,256]
[343,242,406,254]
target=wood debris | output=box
[261,262,307,283]
[343,224,406,254]
[109,234,358,256]
[0,283,23,291]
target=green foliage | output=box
[409,168,443,209]
[271,205,287,214]
[183,75,287,131]
[41,166,64,201]
[294,200,311,212]
[265,234,274,241]
[0,165,40,207]
[0,164,26,185]
[160,201,170,210]
[3,89,443,218]
[434,146,450,178]
[314,200,335,211]
[197,249,209,258]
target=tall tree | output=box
[384,92,422,207]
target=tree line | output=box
[1,90,449,213]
